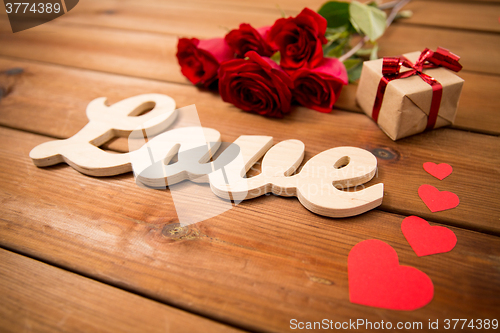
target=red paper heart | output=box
[418,184,459,212]
[402,216,457,256]
[423,162,453,180]
[348,239,434,310]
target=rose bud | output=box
[176,37,234,88]
[291,57,348,113]
[225,24,276,58]
[218,51,293,118]
[268,8,328,71]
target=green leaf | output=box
[347,60,363,83]
[325,26,349,43]
[326,31,344,43]
[326,43,344,58]
[318,1,351,28]
[344,57,363,83]
[343,58,362,71]
[325,26,347,35]
[355,48,373,56]
[349,1,387,41]
[325,38,349,58]
[324,27,350,56]
[270,51,281,64]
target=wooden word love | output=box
[30,94,177,176]
[30,94,384,218]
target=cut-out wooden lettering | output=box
[208,138,384,217]
[30,94,177,176]
[30,93,384,218]
[134,133,384,217]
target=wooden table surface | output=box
[1,0,499,332]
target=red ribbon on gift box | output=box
[372,47,462,130]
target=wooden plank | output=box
[0,18,189,86]
[403,1,500,33]
[0,126,499,332]
[448,72,500,134]
[137,0,327,13]
[6,56,495,136]
[376,24,500,75]
[53,0,500,35]
[0,8,499,77]
[0,21,499,136]
[0,57,499,233]
[139,0,500,14]
[58,0,281,39]
[0,249,243,333]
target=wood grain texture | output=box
[119,0,500,15]
[58,0,282,39]
[0,249,243,333]
[51,0,500,36]
[403,1,500,33]
[0,58,499,233]
[1,127,499,332]
[0,8,499,77]
[0,20,498,135]
[1,0,499,330]
[376,25,500,75]
[3,57,496,136]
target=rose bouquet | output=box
[176,1,411,118]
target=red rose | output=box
[268,8,328,71]
[291,57,348,113]
[225,24,276,58]
[218,51,293,118]
[176,37,233,88]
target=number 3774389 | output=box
[443,319,498,330]
[5,2,62,14]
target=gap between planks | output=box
[0,125,499,331]
[54,0,500,35]
[0,8,499,76]
[2,121,498,237]
[0,96,499,234]
[1,55,499,136]
[0,247,247,333]
[1,56,499,234]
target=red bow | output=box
[372,47,462,131]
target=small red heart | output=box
[402,216,457,256]
[348,239,434,310]
[418,184,459,212]
[423,162,453,180]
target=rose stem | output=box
[338,0,412,63]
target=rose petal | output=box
[313,58,349,85]
[218,52,293,117]
[198,37,234,63]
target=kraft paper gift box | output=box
[356,49,464,141]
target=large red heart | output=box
[418,184,460,212]
[348,239,434,310]
[423,162,453,180]
[402,216,457,256]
